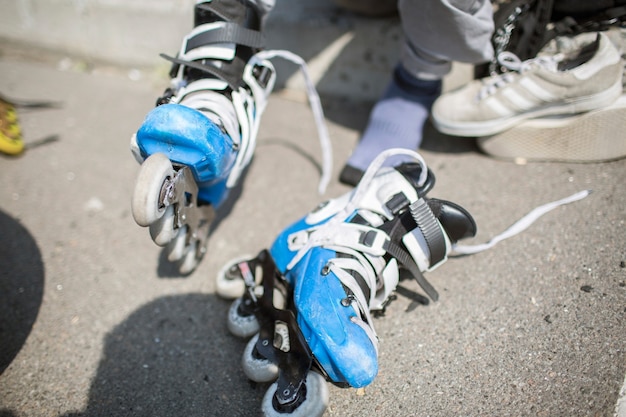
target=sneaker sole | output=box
[477,93,626,163]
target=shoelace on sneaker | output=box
[477,51,565,101]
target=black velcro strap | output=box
[410,199,446,267]
[186,23,265,51]
[160,53,246,90]
[385,240,439,302]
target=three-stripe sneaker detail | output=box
[431,32,623,137]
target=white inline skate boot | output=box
[130,0,277,274]
[221,149,477,417]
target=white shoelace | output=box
[255,49,333,195]
[286,147,591,263]
[477,51,565,100]
[287,148,428,296]
[452,189,591,255]
[357,151,593,268]
[168,47,333,195]
[281,147,590,347]
[286,149,428,271]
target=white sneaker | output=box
[431,32,623,137]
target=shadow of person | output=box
[63,294,266,417]
[0,209,44,375]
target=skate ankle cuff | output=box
[195,0,262,28]
[164,0,270,91]
[186,23,265,50]
[162,20,266,91]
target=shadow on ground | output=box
[61,294,267,417]
[0,209,44,375]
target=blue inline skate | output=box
[130,0,277,274]
[220,149,477,416]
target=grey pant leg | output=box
[398,0,495,79]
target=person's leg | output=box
[397,0,494,79]
[340,0,494,186]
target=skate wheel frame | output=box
[132,153,217,274]
[235,250,327,416]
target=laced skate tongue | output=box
[160,19,265,91]
[163,0,268,89]
[161,53,245,91]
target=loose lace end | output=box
[451,189,592,256]
[255,50,333,195]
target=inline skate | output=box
[220,149,477,416]
[130,0,277,274]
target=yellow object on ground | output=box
[0,96,24,155]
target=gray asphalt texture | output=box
[1,41,625,417]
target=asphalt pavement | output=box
[1,36,625,417]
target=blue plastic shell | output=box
[136,104,237,205]
[270,215,379,388]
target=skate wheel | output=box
[227,297,260,338]
[149,206,176,247]
[178,241,199,275]
[216,255,253,300]
[166,225,187,262]
[132,153,174,227]
[261,371,328,417]
[242,333,279,383]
